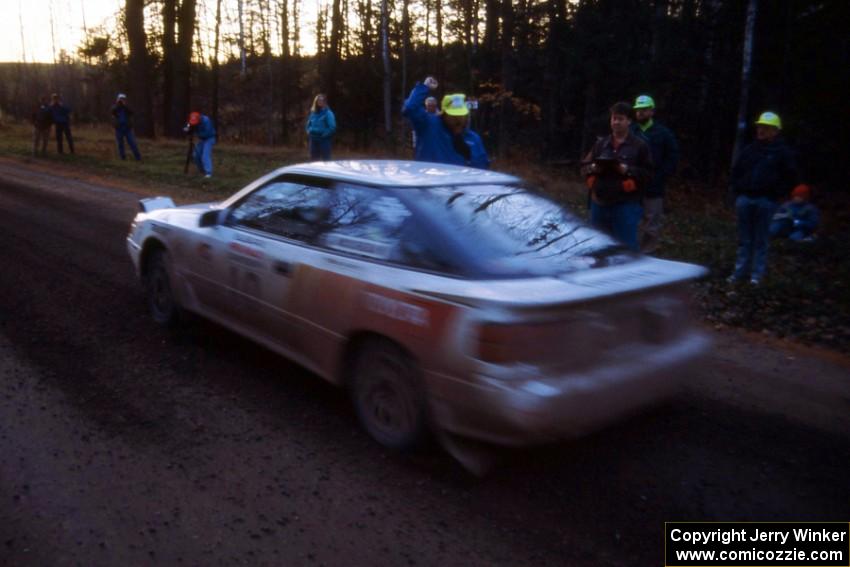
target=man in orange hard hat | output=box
[184,111,216,178]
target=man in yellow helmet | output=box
[728,111,799,285]
[631,94,679,253]
[402,76,489,169]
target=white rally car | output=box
[127,160,709,464]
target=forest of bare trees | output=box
[1,0,848,190]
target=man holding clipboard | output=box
[581,102,654,251]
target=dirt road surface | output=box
[1,161,848,566]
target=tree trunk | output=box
[731,0,758,165]
[161,0,176,135]
[212,0,222,130]
[125,0,154,136]
[292,0,300,56]
[542,0,566,158]
[381,0,392,138]
[167,0,197,137]
[279,0,290,143]
[401,0,410,106]
[328,0,344,103]
[238,0,247,75]
[498,0,515,158]
[435,0,444,78]
[400,0,410,146]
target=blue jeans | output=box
[309,137,332,161]
[194,137,216,175]
[590,200,643,251]
[734,195,777,280]
[115,127,141,160]
[55,122,74,154]
[770,219,813,241]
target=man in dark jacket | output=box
[111,93,142,161]
[728,111,799,285]
[50,93,74,154]
[402,76,489,169]
[631,95,679,253]
[31,96,52,157]
[581,102,654,251]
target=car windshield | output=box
[411,184,633,277]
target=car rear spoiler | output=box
[139,197,176,213]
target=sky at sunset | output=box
[3,0,120,63]
[2,0,322,64]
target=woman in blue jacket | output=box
[306,94,336,161]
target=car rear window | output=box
[411,184,634,277]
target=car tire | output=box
[146,249,180,326]
[351,339,428,451]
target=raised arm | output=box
[402,77,437,131]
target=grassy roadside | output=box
[0,122,305,202]
[2,122,848,352]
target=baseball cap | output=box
[441,94,469,117]
[633,95,655,109]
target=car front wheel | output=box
[351,339,428,451]
[146,249,179,326]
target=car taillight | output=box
[476,322,568,364]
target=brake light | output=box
[476,322,567,364]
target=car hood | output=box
[142,202,219,227]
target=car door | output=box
[217,178,333,348]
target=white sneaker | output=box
[204,174,212,178]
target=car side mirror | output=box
[199,209,224,228]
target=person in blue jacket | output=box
[402,76,489,169]
[110,94,142,161]
[770,184,819,241]
[187,111,216,178]
[50,93,74,154]
[306,94,336,161]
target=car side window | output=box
[226,180,330,243]
[318,185,459,274]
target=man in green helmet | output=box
[631,94,679,254]
[728,111,799,285]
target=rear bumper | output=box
[426,331,711,446]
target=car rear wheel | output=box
[351,340,428,451]
[146,249,179,326]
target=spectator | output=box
[31,96,52,157]
[581,102,653,251]
[187,111,216,178]
[50,93,74,154]
[424,96,439,115]
[413,96,441,151]
[402,76,489,169]
[770,184,819,241]
[728,111,799,285]
[110,94,142,161]
[306,94,336,161]
[631,94,679,253]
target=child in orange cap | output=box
[769,184,820,241]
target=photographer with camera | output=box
[184,111,216,178]
[581,101,653,251]
[402,76,489,169]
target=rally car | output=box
[127,160,709,459]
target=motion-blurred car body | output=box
[127,160,709,452]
